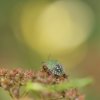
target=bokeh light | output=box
[17,0,94,55]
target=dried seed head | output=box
[0,68,7,76]
[0,67,84,100]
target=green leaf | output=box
[47,77,93,92]
[25,81,45,92]
[25,77,93,93]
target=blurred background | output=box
[0,0,100,99]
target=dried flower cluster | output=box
[0,68,35,99]
[41,88,85,100]
[0,67,84,100]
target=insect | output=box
[42,60,67,78]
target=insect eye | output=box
[42,65,48,70]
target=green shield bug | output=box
[42,60,67,78]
